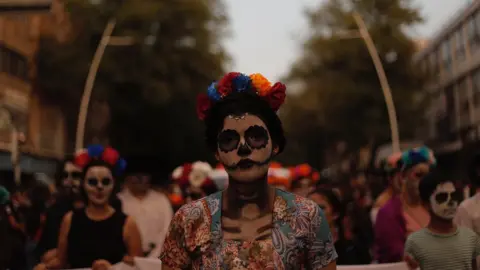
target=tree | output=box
[36,0,229,174]
[282,0,427,165]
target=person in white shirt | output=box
[118,164,173,258]
[455,153,480,233]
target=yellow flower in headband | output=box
[250,73,272,96]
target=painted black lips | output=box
[236,159,255,169]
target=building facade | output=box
[414,1,480,176]
[0,1,68,177]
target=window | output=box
[441,41,452,75]
[468,16,479,51]
[0,45,28,81]
[473,69,480,106]
[457,77,469,113]
[429,51,438,77]
[455,29,465,62]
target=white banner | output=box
[338,262,409,270]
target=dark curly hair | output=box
[204,91,286,154]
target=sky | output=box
[223,0,469,82]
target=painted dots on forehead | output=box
[221,114,269,133]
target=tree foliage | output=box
[282,0,427,165]
[36,0,229,171]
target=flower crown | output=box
[196,72,287,120]
[291,164,320,182]
[74,144,127,176]
[401,146,436,171]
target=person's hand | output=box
[122,255,135,266]
[45,257,61,269]
[404,254,419,269]
[33,263,48,270]
[92,259,112,270]
[42,249,57,263]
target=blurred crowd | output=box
[2,144,480,269]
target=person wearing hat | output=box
[117,155,173,258]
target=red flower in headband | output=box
[266,82,286,111]
[75,152,90,168]
[196,93,211,120]
[217,72,240,97]
[102,147,119,166]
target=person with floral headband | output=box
[160,72,337,269]
[290,163,320,197]
[374,146,435,263]
[370,152,403,225]
[171,161,219,204]
[41,145,142,270]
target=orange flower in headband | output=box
[250,73,272,96]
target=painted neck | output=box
[224,174,272,218]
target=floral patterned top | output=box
[160,189,337,269]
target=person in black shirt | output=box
[35,158,85,268]
[46,145,142,269]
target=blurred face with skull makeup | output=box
[216,114,277,184]
[61,161,82,196]
[83,165,115,207]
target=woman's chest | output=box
[191,227,310,270]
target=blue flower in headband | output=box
[207,82,221,101]
[232,73,252,92]
[402,146,436,170]
[87,144,104,158]
[114,158,127,176]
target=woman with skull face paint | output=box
[161,72,337,269]
[53,145,142,269]
[374,147,435,263]
[35,158,84,267]
[404,169,480,270]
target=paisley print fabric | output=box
[160,189,337,269]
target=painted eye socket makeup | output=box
[87,177,112,187]
[62,171,82,179]
[434,191,462,204]
[218,129,240,152]
[217,125,270,153]
[245,125,269,149]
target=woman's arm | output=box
[56,211,73,268]
[307,204,338,269]
[123,216,143,264]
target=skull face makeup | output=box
[83,166,114,206]
[216,114,275,182]
[62,161,82,194]
[429,181,460,220]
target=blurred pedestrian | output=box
[35,158,84,268]
[371,152,402,224]
[309,187,371,265]
[290,163,320,197]
[455,153,480,234]
[0,185,27,270]
[118,158,173,258]
[374,146,435,263]
[49,145,142,269]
